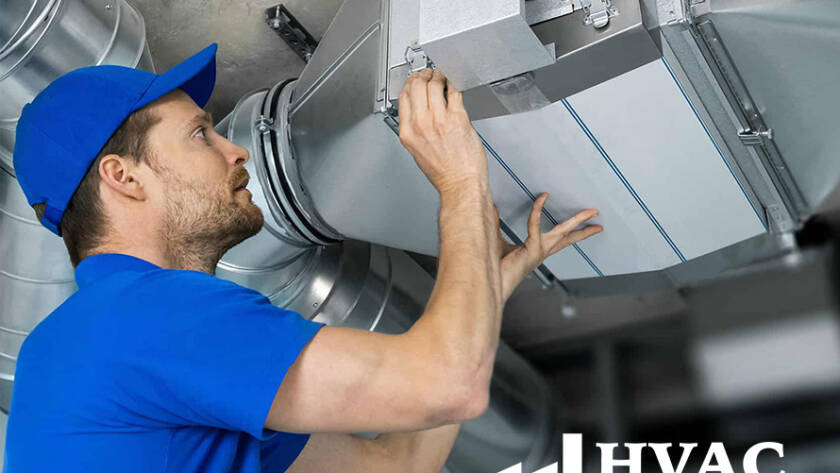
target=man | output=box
[5,44,601,472]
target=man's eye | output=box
[194,127,208,140]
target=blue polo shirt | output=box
[4,253,324,473]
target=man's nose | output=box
[222,136,249,166]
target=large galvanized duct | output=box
[0,0,154,410]
[264,0,818,285]
[217,87,558,473]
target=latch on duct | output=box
[580,0,615,28]
[418,0,556,92]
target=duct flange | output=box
[260,80,342,245]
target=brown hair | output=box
[33,108,161,267]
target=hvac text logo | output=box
[499,434,784,473]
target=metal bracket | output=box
[265,4,319,63]
[255,115,277,135]
[581,0,616,29]
[738,128,773,147]
[405,43,432,72]
[691,19,808,223]
[687,0,711,19]
[766,203,794,232]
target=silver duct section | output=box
[0,0,154,410]
[261,0,837,286]
[0,0,154,172]
[217,88,558,473]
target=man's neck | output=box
[90,240,221,274]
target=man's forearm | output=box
[287,425,461,473]
[412,177,504,392]
[373,424,461,473]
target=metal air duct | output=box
[248,0,837,287]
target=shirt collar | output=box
[74,253,162,288]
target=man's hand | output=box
[496,193,602,301]
[397,68,488,195]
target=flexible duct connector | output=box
[0,0,154,410]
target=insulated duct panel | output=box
[476,59,767,278]
[288,0,770,280]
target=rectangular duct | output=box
[418,0,555,91]
[477,59,766,279]
[289,0,770,280]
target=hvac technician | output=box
[4,45,601,472]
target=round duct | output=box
[0,0,154,174]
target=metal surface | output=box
[690,19,808,226]
[689,0,840,212]
[264,80,340,243]
[265,4,320,63]
[284,0,771,280]
[581,0,614,28]
[291,0,383,112]
[418,0,554,92]
[527,0,659,107]
[524,0,576,25]
[290,0,444,255]
[0,0,58,56]
[0,168,77,404]
[655,22,797,233]
[0,0,154,174]
[430,0,662,120]
[214,88,319,298]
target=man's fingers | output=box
[553,224,603,252]
[445,78,465,112]
[397,89,412,133]
[544,208,599,240]
[527,193,549,240]
[428,69,447,117]
[408,69,433,122]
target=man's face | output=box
[141,90,263,261]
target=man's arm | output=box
[287,427,461,473]
[265,69,602,434]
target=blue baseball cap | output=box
[13,43,219,236]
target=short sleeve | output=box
[102,270,324,439]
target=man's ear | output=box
[98,154,146,201]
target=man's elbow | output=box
[434,377,490,424]
[457,385,490,422]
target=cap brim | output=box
[133,43,218,111]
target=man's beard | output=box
[159,167,263,272]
